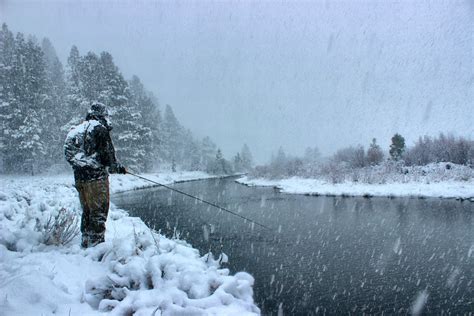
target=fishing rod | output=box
[126,171,273,231]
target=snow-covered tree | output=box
[64,45,89,130]
[181,130,201,171]
[333,145,366,168]
[42,38,65,99]
[200,136,217,170]
[0,23,16,171]
[1,32,50,173]
[147,93,163,157]
[303,146,321,164]
[269,146,288,177]
[129,75,159,171]
[404,134,474,166]
[41,38,66,165]
[97,52,150,171]
[233,152,244,173]
[0,23,226,174]
[404,136,432,166]
[207,148,232,175]
[240,144,254,171]
[366,138,384,166]
[160,104,183,163]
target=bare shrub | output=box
[36,207,80,246]
[333,145,366,168]
[404,134,474,166]
[320,161,347,184]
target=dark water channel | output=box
[113,177,473,315]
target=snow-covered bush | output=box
[333,145,367,168]
[0,179,82,251]
[35,207,80,246]
[404,134,474,166]
[319,160,347,184]
[322,161,474,184]
[249,152,305,179]
[83,229,258,315]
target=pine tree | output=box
[389,133,406,161]
[200,136,217,170]
[0,23,16,171]
[181,129,201,170]
[271,146,287,177]
[233,152,243,172]
[216,149,224,173]
[67,46,81,88]
[42,38,65,96]
[148,93,162,160]
[77,52,102,101]
[366,138,384,165]
[64,45,89,129]
[240,144,254,171]
[161,104,183,164]
[129,75,158,171]
[41,37,66,165]
[98,52,149,171]
[9,34,50,173]
[209,148,231,175]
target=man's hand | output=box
[110,163,127,174]
[118,165,127,174]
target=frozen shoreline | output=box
[236,176,474,201]
[0,172,259,315]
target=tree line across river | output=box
[0,23,253,175]
[252,133,474,182]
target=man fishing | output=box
[64,102,126,248]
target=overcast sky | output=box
[1,0,472,163]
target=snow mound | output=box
[84,221,257,315]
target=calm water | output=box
[113,177,473,315]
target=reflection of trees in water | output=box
[363,198,375,213]
[352,200,363,216]
[331,197,347,219]
[394,198,409,229]
[407,198,473,231]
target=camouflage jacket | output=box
[64,117,120,181]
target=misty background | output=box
[1,0,472,163]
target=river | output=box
[113,176,473,315]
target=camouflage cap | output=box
[88,102,108,117]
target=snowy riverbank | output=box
[0,172,259,315]
[237,176,474,201]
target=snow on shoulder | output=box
[64,120,104,168]
[65,119,102,140]
[0,173,260,315]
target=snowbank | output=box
[111,171,218,193]
[238,163,474,200]
[0,172,259,315]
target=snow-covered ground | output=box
[111,171,218,193]
[238,163,474,200]
[0,172,259,316]
[238,176,474,200]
